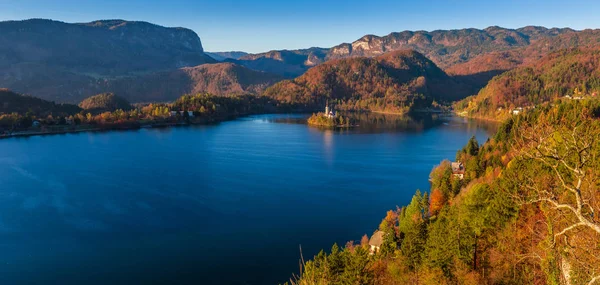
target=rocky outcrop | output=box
[0,19,214,75]
[326,26,574,69]
[224,26,573,79]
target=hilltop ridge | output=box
[264,49,469,113]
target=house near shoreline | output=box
[564,95,584,100]
[511,107,523,115]
[451,161,465,180]
[369,230,384,254]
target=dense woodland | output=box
[78,93,133,113]
[455,48,600,121]
[264,50,469,114]
[446,29,600,89]
[0,89,81,116]
[287,100,600,285]
[0,92,283,134]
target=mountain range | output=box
[1,18,600,111]
[327,26,573,68]
[223,26,575,79]
[0,19,277,103]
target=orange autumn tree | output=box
[379,209,399,235]
[429,188,446,216]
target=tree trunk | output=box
[561,257,571,285]
[473,234,478,271]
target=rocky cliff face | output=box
[326,26,574,69]
[226,26,573,79]
[0,19,214,76]
[0,19,221,102]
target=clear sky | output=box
[0,0,599,53]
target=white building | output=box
[324,103,336,118]
[451,162,465,180]
[511,107,523,115]
[368,231,384,255]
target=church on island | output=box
[324,102,337,118]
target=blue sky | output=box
[0,0,599,53]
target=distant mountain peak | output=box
[205,51,249,61]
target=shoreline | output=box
[369,110,409,115]
[0,110,318,140]
[367,109,450,115]
[307,122,358,129]
[0,116,231,140]
[453,111,504,123]
[1,110,490,140]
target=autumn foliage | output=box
[264,50,470,113]
[456,47,600,120]
[429,188,446,216]
[289,100,600,285]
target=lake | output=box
[0,113,495,285]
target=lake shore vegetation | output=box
[286,99,600,285]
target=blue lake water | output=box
[0,113,495,285]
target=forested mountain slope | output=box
[455,47,600,120]
[0,89,80,116]
[447,29,600,88]
[264,50,470,113]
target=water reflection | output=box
[264,112,498,136]
[322,129,334,166]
